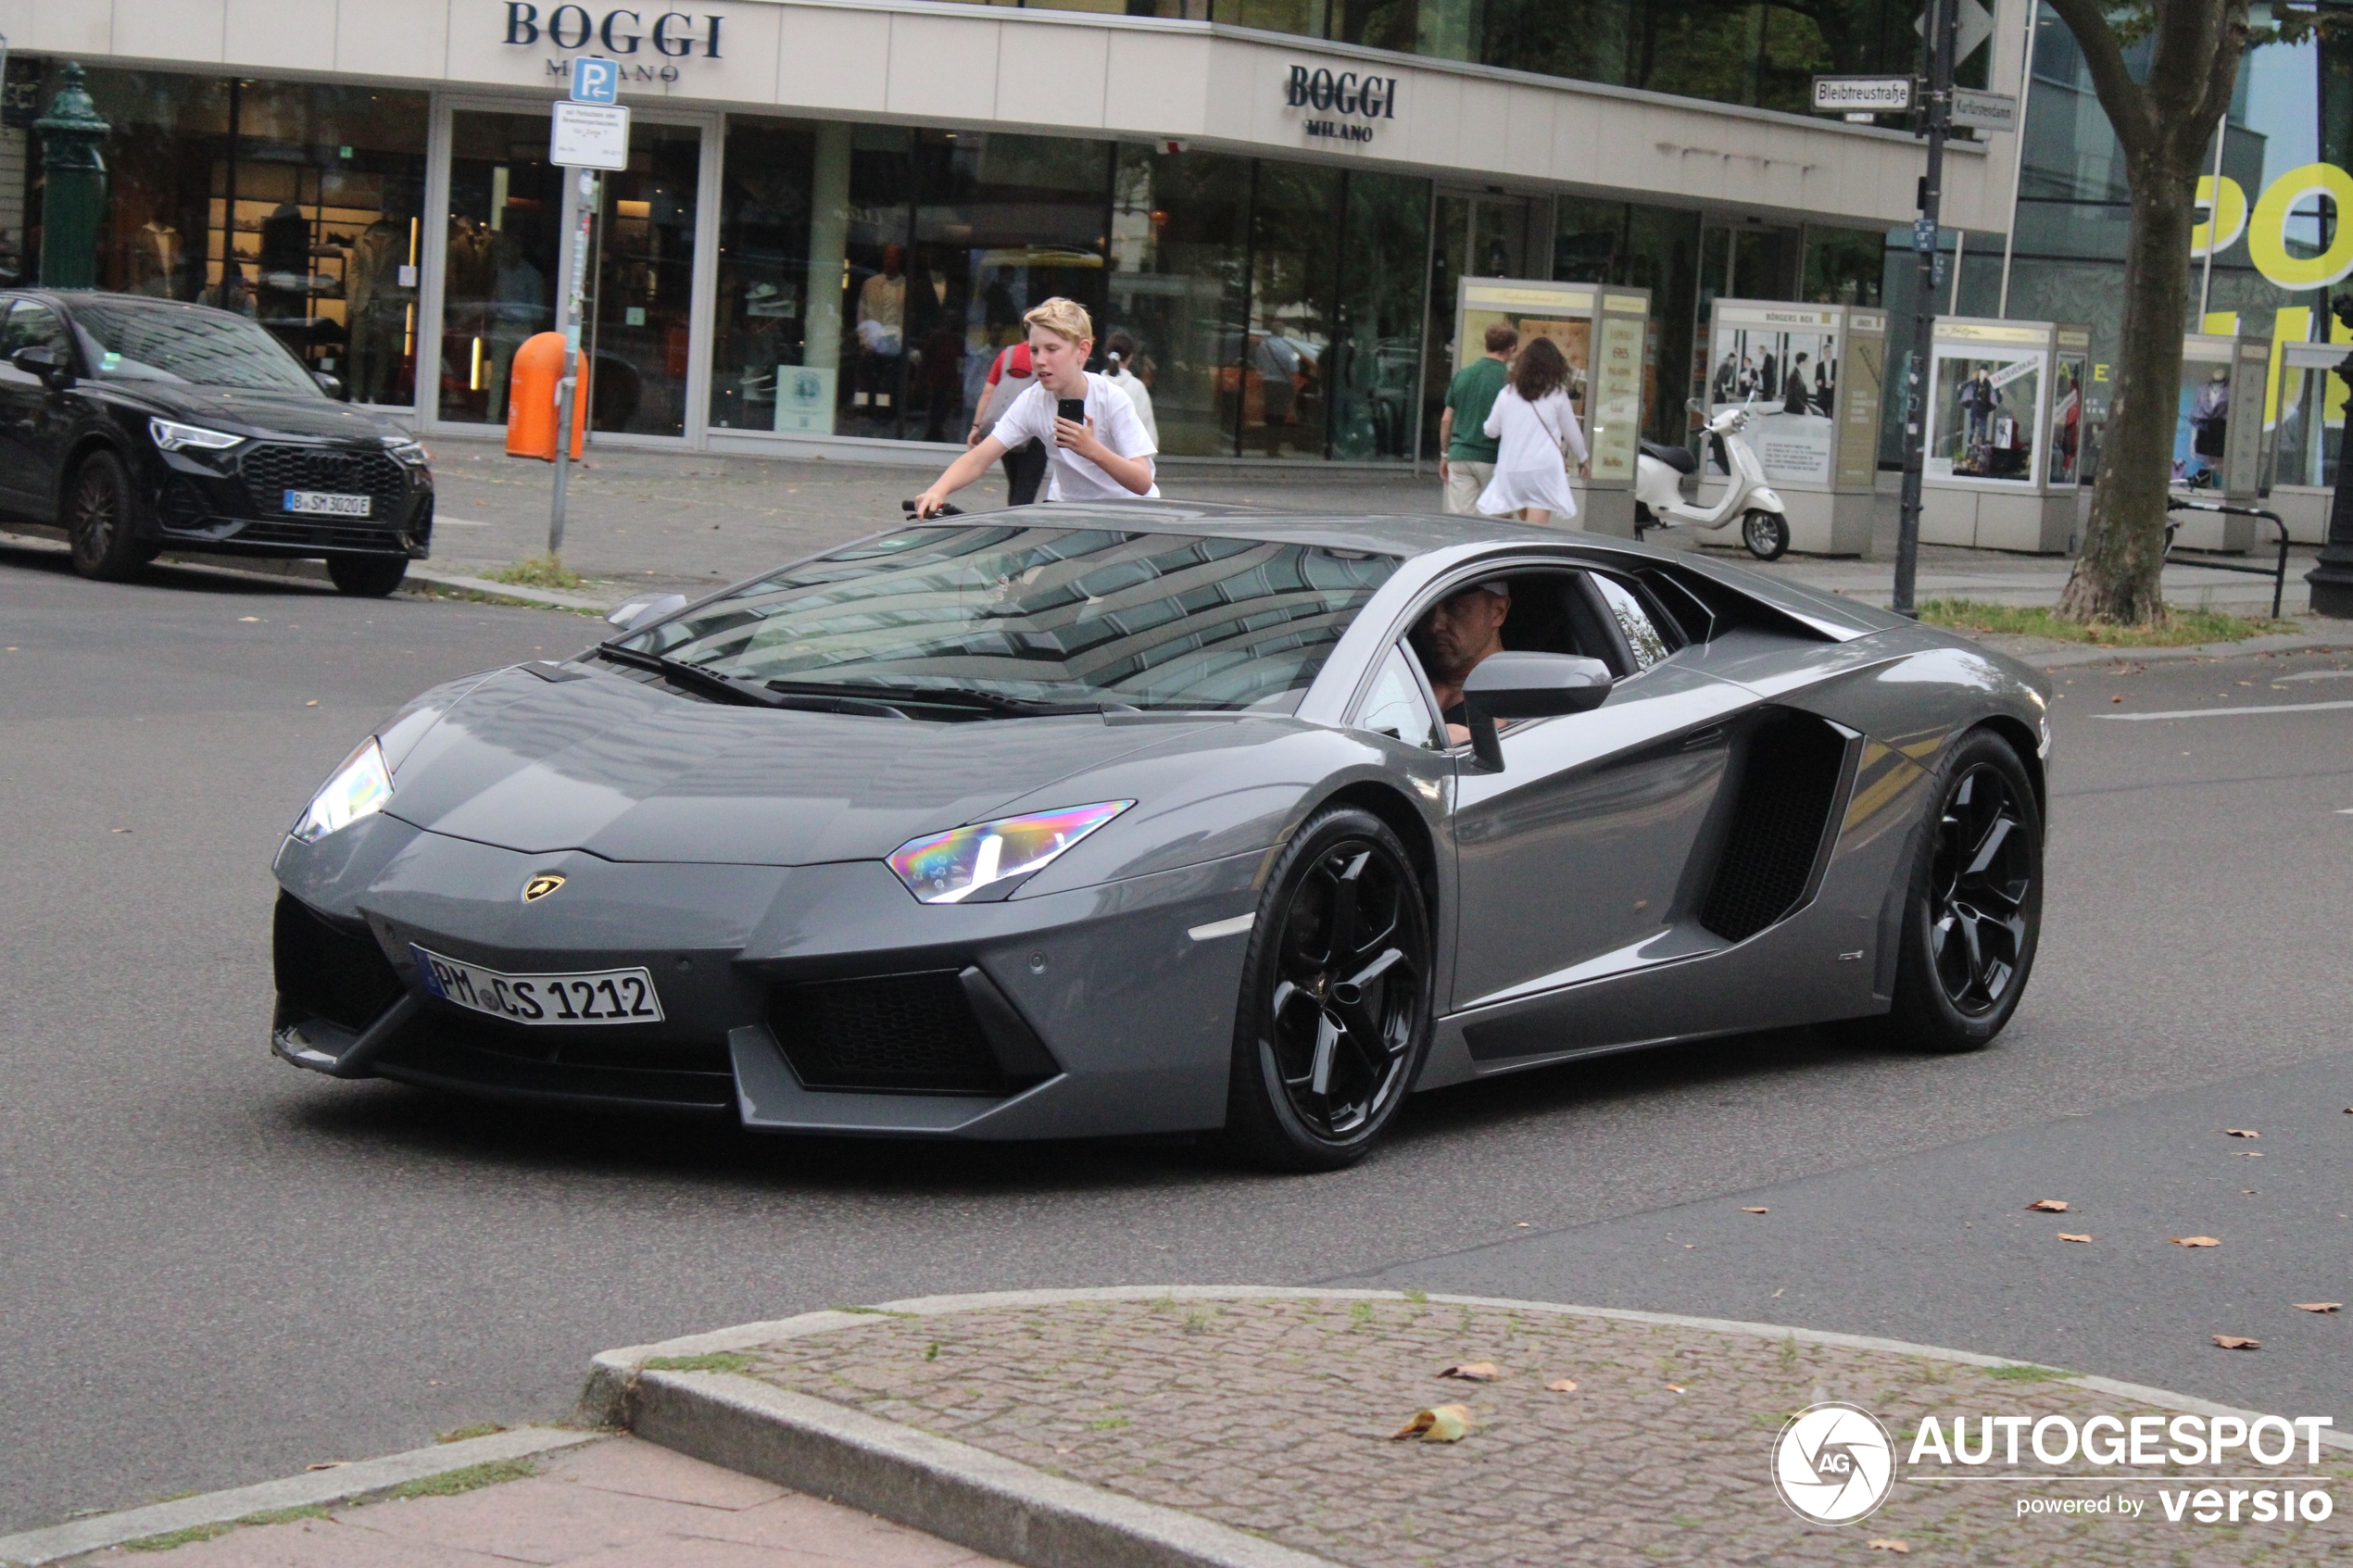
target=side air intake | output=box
[1699,713,1851,943]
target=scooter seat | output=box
[1640,440,1697,475]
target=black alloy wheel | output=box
[1224,807,1431,1170]
[65,449,148,582]
[327,556,409,597]
[1742,508,1791,561]
[1841,729,2043,1054]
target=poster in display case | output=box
[2264,338,2347,545]
[2163,332,2270,550]
[1919,319,2087,553]
[1700,301,1885,553]
[1453,278,1649,536]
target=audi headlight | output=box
[887,801,1133,904]
[383,435,430,465]
[293,738,392,844]
[149,417,245,453]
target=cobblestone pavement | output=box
[740,1296,2353,1567]
[60,1436,1007,1568]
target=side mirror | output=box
[312,370,346,399]
[606,592,687,632]
[12,345,68,387]
[1460,652,1614,771]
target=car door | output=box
[1444,567,1759,1016]
[0,299,77,521]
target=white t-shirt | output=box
[988,372,1160,501]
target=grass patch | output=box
[124,1523,234,1552]
[236,1505,329,1527]
[1087,1415,1131,1431]
[642,1352,754,1374]
[436,1422,507,1444]
[402,579,603,616]
[1918,599,2295,647]
[390,1458,535,1500]
[484,553,585,591]
[1983,1363,2082,1383]
[1403,1288,1428,1305]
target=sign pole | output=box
[1894,0,1957,620]
[546,56,624,562]
[550,166,592,558]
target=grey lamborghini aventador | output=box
[270,506,2050,1169]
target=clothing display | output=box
[346,220,414,406]
[128,222,182,297]
[1478,385,1586,518]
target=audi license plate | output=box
[284,490,371,516]
[411,945,664,1026]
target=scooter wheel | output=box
[1743,510,1790,561]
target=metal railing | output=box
[2163,498,2292,620]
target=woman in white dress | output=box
[1478,334,1587,524]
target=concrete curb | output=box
[2023,626,2353,670]
[582,1286,2352,1568]
[0,1426,598,1567]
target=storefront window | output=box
[441,110,562,428]
[591,121,702,438]
[1801,226,1884,305]
[711,118,819,436]
[1242,163,1340,458]
[839,125,913,441]
[1107,146,1252,458]
[24,66,425,402]
[1330,171,1428,460]
[1556,197,1700,443]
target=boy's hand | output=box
[912,487,951,518]
[1053,415,1101,459]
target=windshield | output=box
[71,300,321,395]
[623,524,1399,712]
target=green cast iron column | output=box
[35,63,110,290]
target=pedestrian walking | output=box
[913,297,1157,515]
[1439,320,1516,514]
[971,339,1046,506]
[1103,332,1159,448]
[1477,335,1587,526]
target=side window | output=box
[5,301,69,360]
[1355,644,1444,751]
[1591,574,1671,671]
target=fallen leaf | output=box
[305,699,319,707]
[2294,1302,2342,1313]
[1741,1206,1769,1214]
[1391,1403,1473,1442]
[2238,1151,2264,1158]
[2110,695,2123,703]
[1438,1362,1500,1382]
[2224,1129,2260,1139]
[2058,1233,2093,1244]
[239,616,261,623]
[1546,1378,1579,1392]
[1666,1384,1687,1393]
[2171,1236,2221,1248]
[305,1461,348,1472]
[1869,1542,1911,1555]
[2212,1335,2260,1350]
[2028,1199,2070,1212]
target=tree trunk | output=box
[2056,162,2198,623]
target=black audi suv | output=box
[0,290,432,595]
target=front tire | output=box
[1742,508,1790,560]
[65,449,148,582]
[327,556,409,597]
[1221,807,1432,1171]
[1848,730,2043,1054]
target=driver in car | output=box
[1413,580,1511,745]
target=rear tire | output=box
[1220,807,1432,1172]
[328,556,409,597]
[64,449,148,582]
[1742,508,1790,561]
[1839,729,2043,1054]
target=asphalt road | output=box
[3,543,2349,1533]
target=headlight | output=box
[887,801,1132,904]
[149,417,245,452]
[292,738,393,844]
[383,435,430,464]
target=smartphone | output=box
[1056,397,1088,426]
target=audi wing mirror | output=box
[1460,652,1614,771]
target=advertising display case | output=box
[1919,318,2089,554]
[1453,278,1651,537]
[1698,299,1886,555]
[2162,332,2272,552]
[2265,338,2347,546]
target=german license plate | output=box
[285,490,371,516]
[410,945,664,1026]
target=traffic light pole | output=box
[1893,0,1957,619]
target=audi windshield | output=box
[613,523,1400,714]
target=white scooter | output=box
[1633,397,1791,560]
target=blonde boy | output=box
[912,298,1158,514]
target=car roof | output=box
[13,289,258,331]
[979,499,1682,565]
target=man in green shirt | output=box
[1439,320,1517,515]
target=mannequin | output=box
[346,215,414,405]
[129,221,182,297]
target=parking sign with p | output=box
[570,56,618,105]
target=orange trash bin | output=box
[504,332,588,461]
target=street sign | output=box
[1951,87,2019,132]
[569,56,619,105]
[1915,0,1994,64]
[549,101,629,170]
[1812,74,1913,114]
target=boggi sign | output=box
[502,5,725,57]
[1283,65,1399,144]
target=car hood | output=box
[381,664,1214,866]
[104,383,402,442]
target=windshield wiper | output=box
[762,679,1130,718]
[594,646,906,717]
